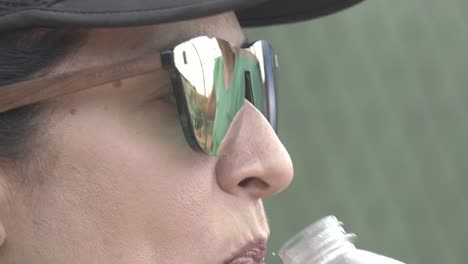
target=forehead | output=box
[52,11,244,74]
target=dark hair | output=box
[0,28,82,167]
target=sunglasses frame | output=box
[161,37,278,155]
[247,40,278,132]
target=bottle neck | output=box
[279,216,357,264]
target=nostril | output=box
[238,177,270,190]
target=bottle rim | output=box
[278,216,357,264]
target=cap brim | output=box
[0,0,363,32]
[237,0,364,27]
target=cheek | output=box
[45,104,217,247]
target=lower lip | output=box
[229,258,256,264]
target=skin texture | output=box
[0,12,294,264]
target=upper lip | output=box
[223,238,267,264]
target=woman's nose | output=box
[215,101,294,199]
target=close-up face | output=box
[0,12,293,264]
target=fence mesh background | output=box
[247,1,468,263]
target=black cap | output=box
[0,0,363,32]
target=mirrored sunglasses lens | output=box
[173,37,268,155]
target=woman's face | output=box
[0,12,293,264]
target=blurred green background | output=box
[246,1,468,263]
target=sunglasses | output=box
[0,36,278,156]
[162,36,278,155]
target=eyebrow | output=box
[160,29,248,50]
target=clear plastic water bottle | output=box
[278,216,405,264]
